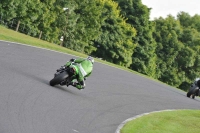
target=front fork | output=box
[196,89,200,96]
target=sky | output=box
[142,0,200,20]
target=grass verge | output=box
[120,110,200,133]
[0,25,87,57]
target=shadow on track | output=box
[17,68,83,96]
[51,85,80,95]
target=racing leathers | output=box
[193,78,200,87]
[65,58,93,90]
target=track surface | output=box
[0,41,200,133]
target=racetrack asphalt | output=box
[0,40,200,133]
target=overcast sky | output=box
[142,0,200,20]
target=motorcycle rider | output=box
[61,56,94,90]
[191,78,200,96]
[193,78,200,86]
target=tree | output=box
[153,16,184,87]
[177,12,192,28]
[92,0,137,67]
[177,28,200,90]
[60,0,103,54]
[114,0,158,78]
[0,0,29,31]
[0,0,21,20]
[178,12,200,32]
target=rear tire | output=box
[50,71,68,86]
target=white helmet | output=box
[87,56,94,64]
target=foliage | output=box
[153,14,200,90]
[115,0,158,78]
[65,0,103,54]
[92,0,137,67]
[153,16,184,87]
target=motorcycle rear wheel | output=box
[50,71,68,86]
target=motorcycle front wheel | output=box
[187,86,199,98]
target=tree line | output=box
[1,0,200,91]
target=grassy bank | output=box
[0,25,86,57]
[121,110,200,133]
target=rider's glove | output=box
[62,65,67,68]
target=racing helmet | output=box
[87,56,94,64]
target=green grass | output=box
[121,110,200,133]
[1,25,199,133]
[0,25,86,57]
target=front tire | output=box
[187,92,191,98]
[187,86,198,98]
[192,89,199,99]
[192,95,195,99]
[50,71,68,86]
